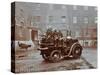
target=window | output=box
[61,16,66,18]
[95,17,97,23]
[84,17,88,24]
[37,16,41,21]
[49,4,53,10]
[33,16,41,22]
[36,3,40,10]
[73,17,77,23]
[85,31,88,35]
[75,31,80,37]
[73,5,77,10]
[49,16,53,22]
[54,5,61,10]
[62,5,66,9]
[61,16,66,22]
[84,6,88,10]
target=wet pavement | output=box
[15,48,97,73]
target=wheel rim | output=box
[50,51,61,62]
[52,53,60,60]
[72,45,82,58]
[74,47,81,55]
[75,48,80,54]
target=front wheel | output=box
[72,43,82,59]
[49,50,61,63]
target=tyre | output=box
[42,53,50,61]
[71,43,82,59]
[49,50,61,63]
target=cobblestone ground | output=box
[15,48,97,73]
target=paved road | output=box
[82,48,97,68]
[15,48,97,73]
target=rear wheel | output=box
[72,43,82,59]
[42,53,49,61]
[49,50,61,63]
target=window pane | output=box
[95,17,97,23]
[61,16,66,22]
[33,16,41,22]
[84,17,88,23]
[73,5,77,10]
[84,6,88,10]
[49,16,53,22]
[49,4,53,10]
[62,5,66,9]
[73,17,77,23]
[36,3,40,10]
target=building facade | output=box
[14,2,97,48]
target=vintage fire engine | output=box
[38,29,82,62]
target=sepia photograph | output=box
[11,2,97,73]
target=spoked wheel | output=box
[72,43,82,59]
[42,53,50,61]
[50,50,61,63]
